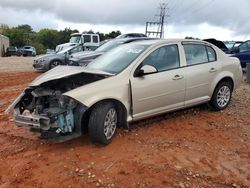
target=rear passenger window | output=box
[183,44,208,65]
[206,46,216,62]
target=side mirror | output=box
[233,47,240,53]
[135,65,157,77]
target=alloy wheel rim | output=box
[216,86,230,108]
[104,108,117,140]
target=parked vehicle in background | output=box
[224,41,243,51]
[5,46,22,56]
[33,44,84,71]
[204,39,249,68]
[203,38,229,53]
[56,33,100,52]
[69,37,151,66]
[7,39,242,145]
[229,40,250,68]
[22,46,36,57]
[116,33,147,38]
[0,34,9,57]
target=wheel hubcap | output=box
[104,108,117,140]
[216,86,230,108]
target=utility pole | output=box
[145,3,169,38]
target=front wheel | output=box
[88,102,118,145]
[50,60,61,69]
[210,81,232,111]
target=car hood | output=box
[29,65,114,86]
[71,51,103,59]
[35,53,58,60]
[203,38,229,51]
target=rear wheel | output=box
[210,81,232,111]
[50,60,61,69]
[88,102,118,145]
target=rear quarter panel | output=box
[209,51,242,96]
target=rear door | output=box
[182,43,221,107]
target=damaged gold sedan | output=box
[6,39,242,145]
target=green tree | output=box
[37,28,59,49]
[57,28,79,45]
[1,24,35,47]
[105,30,121,39]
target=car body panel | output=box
[130,68,186,120]
[184,62,221,106]
[232,50,250,68]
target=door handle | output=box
[172,75,183,80]
[209,68,217,73]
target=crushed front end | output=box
[6,66,110,141]
[14,87,79,138]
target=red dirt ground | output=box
[0,70,249,187]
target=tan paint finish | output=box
[64,39,242,122]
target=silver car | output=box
[33,45,84,71]
[7,39,242,145]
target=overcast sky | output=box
[0,0,249,40]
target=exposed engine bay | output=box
[12,73,107,140]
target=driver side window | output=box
[142,44,180,72]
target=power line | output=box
[145,3,169,38]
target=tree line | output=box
[0,24,121,54]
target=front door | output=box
[130,44,186,120]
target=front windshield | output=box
[57,45,78,54]
[225,42,234,50]
[70,36,81,43]
[95,40,123,52]
[57,47,72,54]
[87,43,148,74]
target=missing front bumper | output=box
[15,114,50,130]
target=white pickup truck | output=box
[56,33,100,52]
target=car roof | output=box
[129,38,210,46]
[111,37,149,43]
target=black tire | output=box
[49,60,61,69]
[88,102,118,145]
[210,81,232,111]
